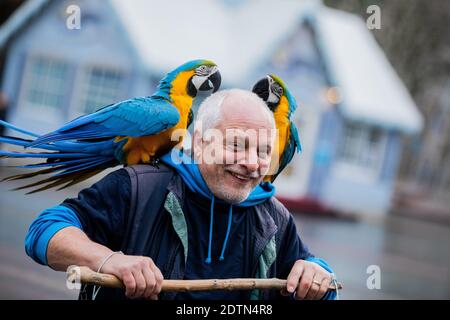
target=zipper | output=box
[251,229,277,277]
[165,239,182,278]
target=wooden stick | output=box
[68,266,343,292]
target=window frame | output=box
[18,54,71,122]
[70,63,128,118]
[335,121,387,183]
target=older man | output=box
[25,89,336,300]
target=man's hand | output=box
[101,254,164,300]
[284,259,332,300]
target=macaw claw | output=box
[150,158,160,169]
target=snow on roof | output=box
[110,0,318,85]
[312,7,423,133]
[111,0,422,132]
[2,0,423,133]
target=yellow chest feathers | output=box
[273,95,291,158]
[120,70,195,165]
[169,70,195,128]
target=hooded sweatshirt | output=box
[160,150,275,264]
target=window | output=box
[24,56,69,113]
[80,66,124,114]
[339,122,385,169]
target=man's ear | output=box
[192,130,203,162]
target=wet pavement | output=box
[0,167,449,299]
[295,213,450,299]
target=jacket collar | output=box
[165,172,278,255]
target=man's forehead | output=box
[225,127,273,136]
[215,94,275,145]
[223,128,275,146]
[218,96,273,128]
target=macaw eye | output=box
[277,87,283,95]
[196,65,209,76]
[271,83,283,97]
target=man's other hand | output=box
[284,259,332,300]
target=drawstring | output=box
[219,205,233,261]
[204,196,234,264]
[205,196,215,264]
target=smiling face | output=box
[193,90,275,204]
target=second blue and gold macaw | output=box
[0,59,221,192]
[252,74,301,182]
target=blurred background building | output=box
[0,0,449,299]
[0,0,426,217]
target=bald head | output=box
[195,89,275,133]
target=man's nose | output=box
[242,161,259,173]
[241,148,260,173]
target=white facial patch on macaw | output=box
[192,66,218,90]
[267,76,280,104]
[192,74,208,90]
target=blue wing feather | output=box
[29,97,180,147]
[290,121,302,153]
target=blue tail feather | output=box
[28,129,112,148]
[0,121,121,191]
[0,120,119,156]
[0,136,32,147]
[54,157,112,177]
[0,150,95,158]
[0,120,40,138]
[15,157,105,169]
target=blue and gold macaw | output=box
[0,59,221,193]
[252,74,301,182]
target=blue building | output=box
[0,0,423,216]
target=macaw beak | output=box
[253,77,280,111]
[199,69,222,93]
[252,77,270,100]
